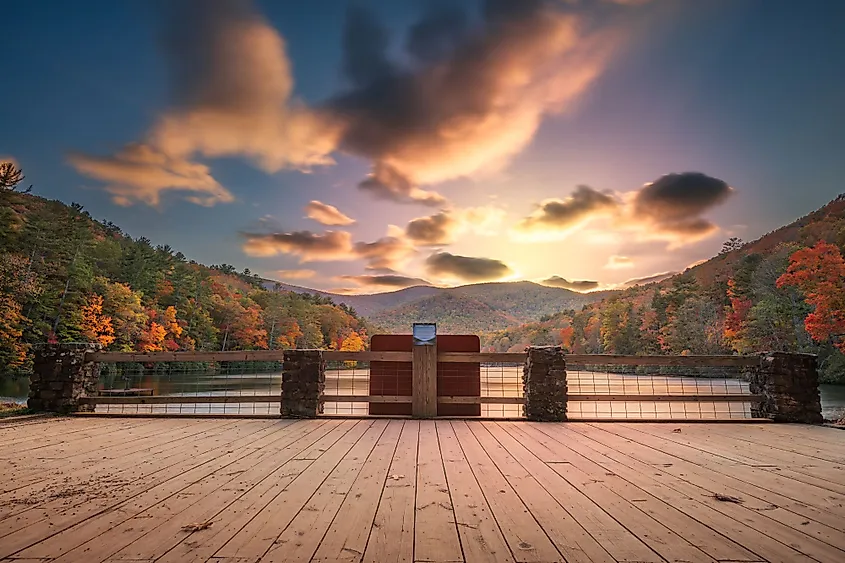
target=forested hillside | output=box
[0,188,372,377]
[370,282,614,334]
[485,195,845,382]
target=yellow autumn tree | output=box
[80,294,115,346]
[340,331,365,367]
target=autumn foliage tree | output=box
[777,241,845,352]
[79,294,115,346]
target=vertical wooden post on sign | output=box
[412,323,437,418]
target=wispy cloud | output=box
[304,200,356,226]
[605,255,634,269]
[271,269,317,280]
[241,230,354,261]
[67,144,233,207]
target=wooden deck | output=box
[1,418,845,563]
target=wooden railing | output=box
[79,351,764,418]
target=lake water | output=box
[3,369,845,420]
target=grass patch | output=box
[0,402,29,418]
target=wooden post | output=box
[412,342,437,418]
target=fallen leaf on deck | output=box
[711,493,743,503]
[672,428,682,433]
[181,521,213,532]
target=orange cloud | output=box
[241,230,354,261]
[271,269,317,280]
[605,255,634,269]
[67,144,233,207]
[425,252,512,282]
[304,200,356,226]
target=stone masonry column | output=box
[28,343,102,414]
[523,346,567,422]
[748,352,823,423]
[282,350,325,418]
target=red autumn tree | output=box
[777,241,845,352]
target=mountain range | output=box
[262,280,616,334]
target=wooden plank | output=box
[79,394,281,405]
[255,420,387,562]
[566,354,759,367]
[323,395,412,403]
[324,351,411,362]
[0,419,241,515]
[214,420,373,560]
[87,350,286,362]
[451,420,566,563]
[311,420,404,563]
[438,352,524,363]
[438,396,524,404]
[513,424,723,563]
[436,421,515,563]
[486,423,662,562]
[473,422,616,563]
[620,423,845,489]
[157,422,356,563]
[2,421,293,559]
[568,394,761,403]
[545,423,812,563]
[363,420,418,563]
[578,424,845,561]
[414,420,462,563]
[73,421,340,562]
[606,424,845,533]
[413,344,437,418]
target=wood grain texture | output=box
[1,417,842,563]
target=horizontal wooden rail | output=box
[323,351,411,362]
[566,355,760,368]
[437,352,525,363]
[87,349,758,368]
[568,394,762,403]
[439,396,525,404]
[323,395,411,403]
[79,394,282,405]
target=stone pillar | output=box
[747,352,823,424]
[281,350,325,418]
[523,346,567,422]
[28,343,102,414]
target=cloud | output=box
[304,200,356,226]
[357,163,446,206]
[149,0,339,171]
[514,172,734,247]
[70,0,338,207]
[541,276,599,291]
[605,255,634,269]
[353,228,416,271]
[404,205,506,247]
[425,251,512,282]
[623,271,677,287]
[513,185,619,240]
[271,269,316,280]
[405,212,457,246]
[67,144,234,207]
[330,0,626,201]
[338,274,431,288]
[241,230,354,261]
[629,172,734,244]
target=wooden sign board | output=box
[369,334,480,416]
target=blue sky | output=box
[2,0,844,293]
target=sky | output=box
[2,0,845,294]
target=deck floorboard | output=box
[1,418,844,563]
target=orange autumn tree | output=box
[80,294,115,346]
[777,241,845,352]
